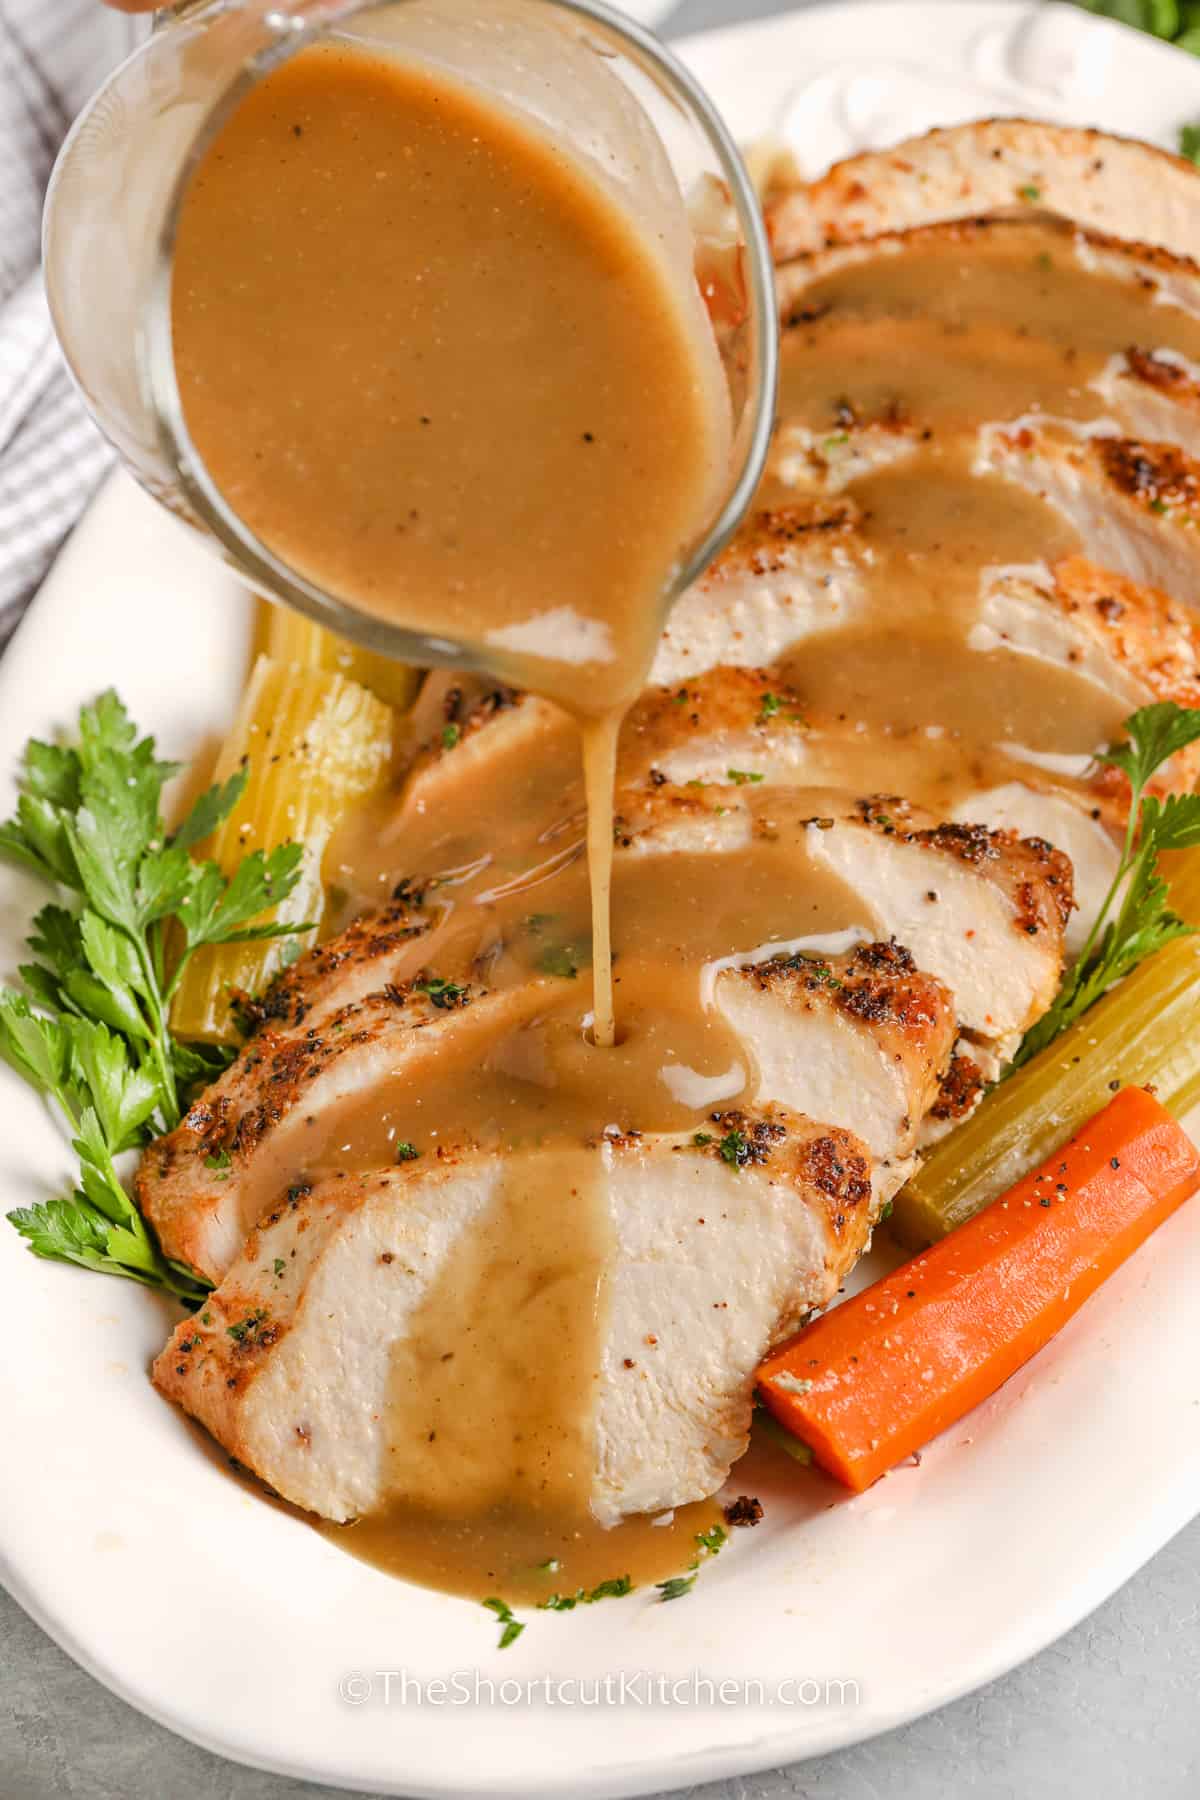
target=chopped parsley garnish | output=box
[395,1141,421,1163]
[538,943,584,980]
[273,1257,286,1278]
[0,692,309,1300]
[1017,183,1042,202]
[441,723,461,750]
[655,1526,728,1603]
[726,768,765,786]
[1016,702,1200,1065]
[538,1574,633,1611]
[415,976,470,1010]
[759,692,782,719]
[718,1129,751,1167]
[588,1574,633,1601]
[784,954,843,991]
[226,1308,268,1344]
[692,1131,713,1146]
[482,1597,524,1650]
[526,914,588,979]
[203,1149,232,1180]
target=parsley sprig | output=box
[1014,702,1200,1066]
[0,692,309,1296]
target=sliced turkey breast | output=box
[137,980,556,1284]
[797,801,1072,1059]
[950,782,1116,958]
[1092,348,1200,457]
[712,940,955,1202]
[979,423,1200,606]
[397,685,567,831]
[768,417,922,494]
[240,889,435,1035]
[624,665,815,786]
[648,499,868,685]
[770,335,1200,472]
[622,583,1194,955]
[624,787,1071,1062]
[773,216,1200,455]
[974,555,1200,716]
[139,886,955,1286]
[766,119,1200,262]
[632,563,1200,786]
[153,1107,874,1527]
[776,216,1200,325]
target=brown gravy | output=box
[175,112,1200,1606]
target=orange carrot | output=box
[757,1086,1200,1492]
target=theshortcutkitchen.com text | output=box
[337,1669,861,1709]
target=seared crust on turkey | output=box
[714,940,955,1200]
[979,423,1200,606]
[137,982,555,1283]
[766,119,1200,262]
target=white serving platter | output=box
[4,4,1200,1796]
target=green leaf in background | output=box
[1066,0,1200,152]
[1074,0,1177,33]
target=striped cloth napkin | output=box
[0,1,142,652]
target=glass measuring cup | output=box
[43,0,778,678]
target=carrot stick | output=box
[757,1087,1200,1492]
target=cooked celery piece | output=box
[262,603,422,712]
[753,1405,814,1465]
[170,656,393,1042]
[893,933,1200,1248]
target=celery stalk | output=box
[262,603,422,713]
[169,655,393,1043]
[893,930,1200,1249]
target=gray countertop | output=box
[4,1,1200,1795]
